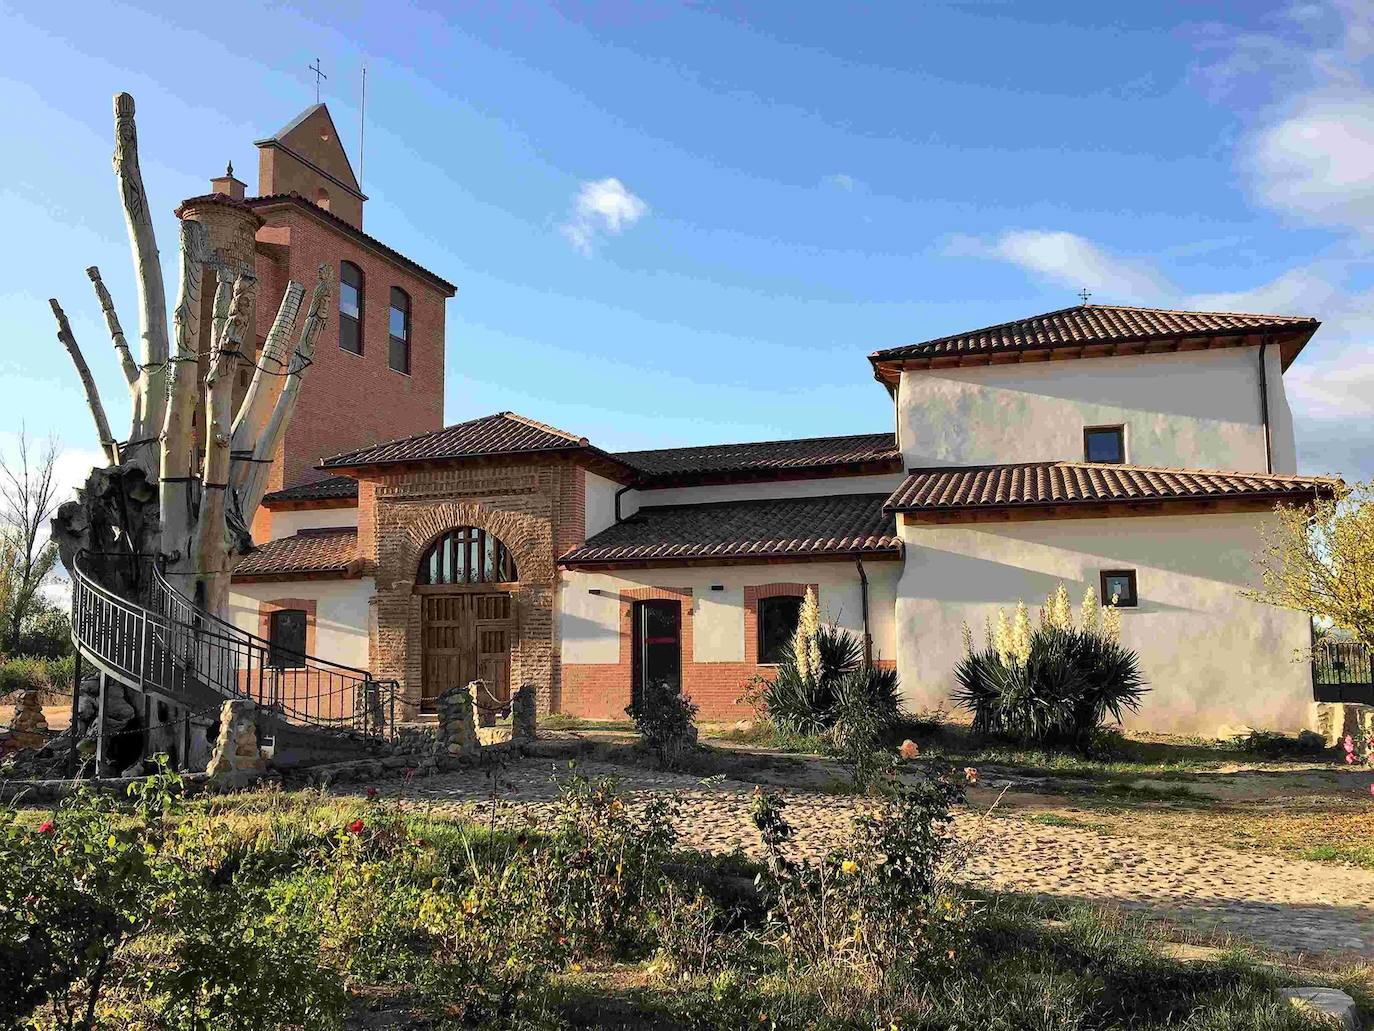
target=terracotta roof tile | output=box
[319,412,593,469]
[235,528,359,578]
[615,431,899,485]
[559,493,900,567]
[262,475,359,505]
[870,304,1319,368]
[885,462,1338,515]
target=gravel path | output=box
[359,757,1374,959]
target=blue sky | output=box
[1,0,1371,494]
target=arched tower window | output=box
[417,527,517,585]
[339,261,364,354]
[389,287,411,374]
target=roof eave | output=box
[887,487,1335,520]
[558,545,904,571]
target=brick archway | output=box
[396,502,555,587]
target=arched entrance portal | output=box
[416,527,519,713]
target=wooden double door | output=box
[420,591,516,713]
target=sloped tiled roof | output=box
[869,304,1319,375]
[262,475,359,506]
[319,412,595,469]
[235,528,360,579]
[885,462,1338,516]
[559,493,900,567]
[246,193,454,294]
[616,431,900,485]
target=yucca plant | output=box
[953,585,1147,750]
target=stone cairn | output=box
[435,684,480,759]
[1,689,49,755]
[511,683,536,741]
[206,698,267,789]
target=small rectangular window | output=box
[757,595,804,665]
[1084,425,1125,464]
[388,287,411,374]
[1099,570,1138,608]
[268,609,307,668]
[340,261,364,355]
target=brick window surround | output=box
[256,598,318,655]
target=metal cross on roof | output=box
[1078,288,1092,305]
[308,58,328,103]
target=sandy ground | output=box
[342,756,1374,961]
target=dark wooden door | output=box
[421,592,514,712]
[631,600,681,714]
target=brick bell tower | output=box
[179,103,456,541]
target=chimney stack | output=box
[210,161,246,202]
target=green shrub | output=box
[0,655,46,698]
[758,589,904,736]
[626,678,699,768]
[954,585,1147,750]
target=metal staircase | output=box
[70,553,397,769]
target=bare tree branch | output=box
[228,281,304,494]
[112,92,169,476]
[84,265,139,388]
[48,298,120,466]
[0,430,62,652]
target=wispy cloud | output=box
[560,177,648,256]
[945,230,1169,305]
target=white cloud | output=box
[1249,97,1374,232]
[560,177,648,256]
[945,230,1169,304]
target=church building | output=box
[218,103,1336,738]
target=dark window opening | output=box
[1084,425,1126,464]
[268,609,307,668]
[633,600,681,713]
[389,286,411,374]
[758,595,804,665]
[417,527,518,585]
[1100,569,1138,608]
[340,261,364,355]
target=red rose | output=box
[347,819,365,835]
[36,821,55,836]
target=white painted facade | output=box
[227,578,375,670]
[559,560,901,666]
[270,505,359,537]
[584,470,624,537]
[895,512,1311,735]
[897,348,1296,474]
[630,471,907,509]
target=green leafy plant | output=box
[954,584,1147,750]
[626,679,699,768]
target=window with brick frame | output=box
[389,287,411,374]
[340,261,364,355]
[268,609,307,668]
[757,595,804,665]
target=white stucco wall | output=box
[897,348,1296,474]
[894,512,1311,736]
[630,472,907,510]
[269,505,359,538]
[584,471,623,538]
[559,561,901,666]
[227,577,375,670]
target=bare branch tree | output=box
[0,429,62,653]
[48,92,331,620]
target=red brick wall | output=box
[251,205,448,494]
[561,582,820,722]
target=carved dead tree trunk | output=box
[49,92,331,620]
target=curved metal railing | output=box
[71,553,396,738]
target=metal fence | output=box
[1312,640,1374,704]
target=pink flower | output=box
[1346,753,1356,765]
[1344,735,1355,753]
[899,740,920,760]
[36,821,54,836]
[347,819,364,835]
[1368,784,1373,797]
[964,767,979,785]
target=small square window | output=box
[1084,426,1125,464]
[757,595,804,665]
[1099,570,1138,608]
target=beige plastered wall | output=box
[894,511,1312,736]
[227,577,375,669]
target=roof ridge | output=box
[868,305,1089,358]
[614,429,896,458]
[905,460,1340,485]
[1080,303,1317,321]
[499,411,588,445]
[634,492,893,514]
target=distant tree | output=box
[0,430,62,654]
[1252,481,1374,651]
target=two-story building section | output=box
[226,210,1337,736]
